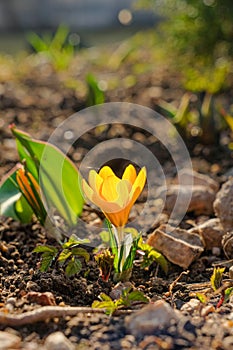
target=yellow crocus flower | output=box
[82,164,146,228]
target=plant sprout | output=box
[27,25,75,71]
[33,234,90,277]
[0,126,84,240]
[82,164,146,281]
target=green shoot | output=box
[33,245,58,272]
[210,267,225,292]
[0,126,84,237]
[27,25,75,71]
[86,73,105,106]
[33,234,90,277]
[92,287,149,316]
[137,237,168,274]
[195,293,208,304]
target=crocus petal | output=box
[103,211,122,227]
[121,186,141,224]
[88,170,103,193]
[99,166,118,180]
[83,179,122,213]
[115,179,131,208]
[82,179,95,203]
[92,193,121,213]
[104,209,127,227]
[122,164,137,185]
[100,175,120,202]
[131,166,147,195]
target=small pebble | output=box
[223,335,233,348]
[0,331,21,350]
[125,300,179,337]
[5,297,16,306]
[44,332,75,350]
[212,247,221,256]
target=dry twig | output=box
[0,306,133,327]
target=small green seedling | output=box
[33,234,90,277]
[92,286,149,316]
[95,249,115,282]
[86,73,105,106]
[96,227,168,282]
[27,25,75,71]
[137,237,168,274]
[210,267,225,292]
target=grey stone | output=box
[214,178,233,231]
[125,300,179,337]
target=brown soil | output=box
[0,48,233,350]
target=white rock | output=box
[44,332,75,350]
[180,299,201,314]
[125,300,179,336]
[0,331,21,350]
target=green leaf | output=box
[127,290,150,304]
[15,194,34,223]
[50,25,70,51]
[99,293,112,302]
[210,267,225,291]
[27,32,49,52]
[40,252,57,272]
[137,237,151,252]
[71,247,90,263]
[65,257,82,277]
[0,167,33,223]
[196,293,208,304]
[224,287,233,304]
[138,238,168,274]
[118,243,125,273]
[62,234,90,249]
[58,249,72,265]
[92,294,117,315]
[92,300,116,316]
[148,250,168,274]
[122,235,140,271]
[33,245,58,272]
[11,126,84,227]
[223,113,233,132]
[106,220,118,270]
[86,73,105,107]
[92,289,148,316]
